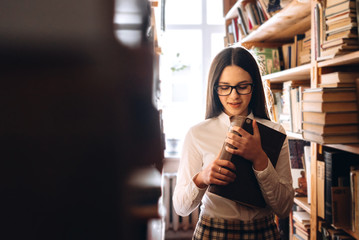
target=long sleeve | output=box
[172,128,207,216]
[254,125,294,219]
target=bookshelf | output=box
[223,0,359,239]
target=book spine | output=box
[350,167,359,232]
[324,152,334,225]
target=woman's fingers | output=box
[211,160,236,184]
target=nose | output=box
[229,87,240,97]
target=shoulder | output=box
[189,116,221,136]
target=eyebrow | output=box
[218,80,252,85]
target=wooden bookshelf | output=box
[294,197,311,214]
[262,64,311,82]
[223,0,359,239]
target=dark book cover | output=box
[207,117,286,208]
[323,149,358,225]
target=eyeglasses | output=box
[215,83,254,96]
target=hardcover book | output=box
[302,111,359,125]
[207,116,286,208]
[302,87,357,102]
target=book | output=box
[231,17,239,42]
[282,43,293,69]
[323,150,358,225]
[244,2,259,29]
[237,7,249,36]
[302,101,358,112]
[326,18,357,32]
[302,111,358,125]
[326,11,357,24]
[207,117,286,208]
[302,87,357,102]
[318,160,326,219]
[251,47,281,75]
[326,28,358,41]
[293,210,311,224]
[304,145,311,204]
[319,82,356,88]
[303,131,359,144]
[321,72,359,84]
[331,186,351,228]
[294,223,310,240]
[350,165,359,232]
[302,122,359,135]
[327,0,354,7]
[319,44,359,59]
[325,0,356,17]
[321,38,358,49]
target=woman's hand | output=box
[225,119,268,171]
[193,155,236,189]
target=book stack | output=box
[302,86,359,144]
[321,71,359,88]
[320,0,359,59]
[293,210,311,240]
[299,29,312,65]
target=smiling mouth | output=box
[229,103,241,107]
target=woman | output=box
[172,47,294,240]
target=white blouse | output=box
[173,112,294,220]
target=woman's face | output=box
[217,65,253,117]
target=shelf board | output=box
[286,131,304,139]
[294,197,311,214]
[240,0,311,43]
[263,64,311,83]
[325,143,359,155]
[318,51,359,67]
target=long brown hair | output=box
[205,47,270,120]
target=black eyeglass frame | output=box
[214,83,255,96]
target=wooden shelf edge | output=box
[317,50,359,67]
[225,0,247,20]
[324,143,359,155]
[286,131,304,139]
[263,64,311,82]
[294,197,311,213]
[241,0,311,43]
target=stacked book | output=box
[293,210,311,240]
[320,0,359,59]
[298,29,312,65]
[302,76,359,143]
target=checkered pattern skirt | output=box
[192,214,281,240]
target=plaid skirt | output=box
[192,214,281,240]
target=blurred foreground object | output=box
[0,0,163,239]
